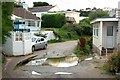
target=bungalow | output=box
[11,8,41,36]
[90,18,120,55]
[28,5,60,19]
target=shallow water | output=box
[27,56,79,67]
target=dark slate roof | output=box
[13,8,40,20]
[28,6,55,12]
[66,17,76,22]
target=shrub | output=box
[75,46,88,56]
[42,14,66,28]
[75,37,93,55]
[105,51,120,73]
[62,18,92,36]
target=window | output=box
[37,38,41,42]
[32,38,36,42]
[107,26,113,36]
[41,38,44,41]
[28,21,35,26]
[37,21,40,27]
[93,25,98,37]
[15,32,22,41]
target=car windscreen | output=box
[32,38,36,42]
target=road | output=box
[2,40,115,78]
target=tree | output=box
[78,18,92,36]
[88,10,109,21]
[14,3,23,8]
[67,9,71,11]
[33,2,50,7]
[42,14,66,28]
[2,2,14,44]
[79,9,91,17]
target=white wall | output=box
[41,31,58,41]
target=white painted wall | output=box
[2,31,32,56]
[41,31,58,41]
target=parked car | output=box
[32,36,47,52]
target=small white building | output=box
[91,18,119,55]
[2,31,32,56]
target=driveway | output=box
[2,40,115,78]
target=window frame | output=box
[93,24,98,37]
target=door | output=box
[105,26,115,48]
[40,38,45,48]
[36,38,42,49]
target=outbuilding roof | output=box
[28,6,55,12]
[13,8,40,20]
[90,18,118,24]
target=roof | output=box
[90,18,118,24]
[28,6,55,12]
[66,17,76,22]
[13,8,40,20]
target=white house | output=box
[28,5,61,19]
[90,18,120,55]
[11,8,41,36]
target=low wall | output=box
[41,31,58,41]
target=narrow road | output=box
[2,40,115,78]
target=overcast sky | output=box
[23,0,120,10]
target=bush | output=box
[105,51,120,73]
[75,46,88,56]
[42,14,66,28]
[75,37,93,56]
[62,18,92,36]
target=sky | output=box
[21,0,120,10]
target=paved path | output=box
[2,40,115,78]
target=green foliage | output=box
[57,29,79,41]
[79,10,91,17]
[62,18,92,36]
[2,2,14,44]
[88,10,109,21]
[105,51,120,73]
[14,3,22,8]
[48,39,62,43]
[33,2,50,7]
[75,37,93,56]
[42,28,79,43]
[42,14,66,28]
[79,18,93,36]
[2,56,6,63]
[75,46,88,56]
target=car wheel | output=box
[32,46,35,52]
[43,44,47,49]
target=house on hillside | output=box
[65,11,80,24]
[90,18,120,55]
[11,8,41,36]
[28,5,60,19]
